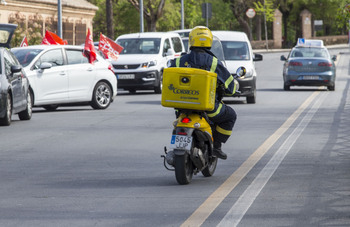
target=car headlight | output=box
[141,60,157,68]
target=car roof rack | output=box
[296,38,324,47]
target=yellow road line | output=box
[181,91,320,227]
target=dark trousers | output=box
[207,102,237,144]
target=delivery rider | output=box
[169,26,237,160]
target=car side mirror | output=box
[11,65,22,73]
[332,55,337,61]
[280,55,287,61]
[253,53,263,61]
[40,62,52,70]
[165,49,175,57]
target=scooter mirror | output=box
[236,66,246,77]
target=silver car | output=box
[280,39,336,91]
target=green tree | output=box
[336,1,350,33]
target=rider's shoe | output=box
[213,147,227,160]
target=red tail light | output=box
[178,132,188,135]
[318,62,332,67]
[181,117,191,123]
[288,61,303,66]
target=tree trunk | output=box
[256,15,262,41]
[106,0,114,38]
[264,12,268,50]
[280,0,293,47]
[230,1,251,38]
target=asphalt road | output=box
[1,47,350,226]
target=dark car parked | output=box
[0,24,32,126]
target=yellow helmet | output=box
[189,26,213,48]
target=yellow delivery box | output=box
[161,67,217,111]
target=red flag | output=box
[20,36,28,47]
[83,29,97,64]
[41,30,66,45]
[98,33,124,60]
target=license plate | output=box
[170,135,192,150]
[118,74,135,79]
[303,75,319,80]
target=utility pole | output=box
[140,0,144,32]
[181,0,184,29]
[58,0,62,38]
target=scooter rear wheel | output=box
[174,152,193,185]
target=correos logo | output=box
[168,84,199,95]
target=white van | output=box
[212,31,263,103]
[113,32,185,94]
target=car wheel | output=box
[0,94,12,126]
[284,83,290,91]
[328,85,335,91]
[154,71,162,94]
[246,89,256,104]
[43,105,59,111]
[91,81,112,109]
[18,89,32,120]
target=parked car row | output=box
[0,24,117,126]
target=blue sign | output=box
[297,38,305,45]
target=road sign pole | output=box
[206,3,209,27]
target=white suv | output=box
[113,32,185,94]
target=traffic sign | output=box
[246,8,256,18]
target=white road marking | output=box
[181,91,321,227]
[217,91,327,227]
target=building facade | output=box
[0,0,97,45]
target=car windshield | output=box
[0,30,10,46]
[177,31,190,38]
[290,47,330,58]
[11,48,43,67]
[210,37,225,63]
[221,41,250,61]
[182,39,189,51]
[117,38,161,54]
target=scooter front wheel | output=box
[174,152,193,185]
